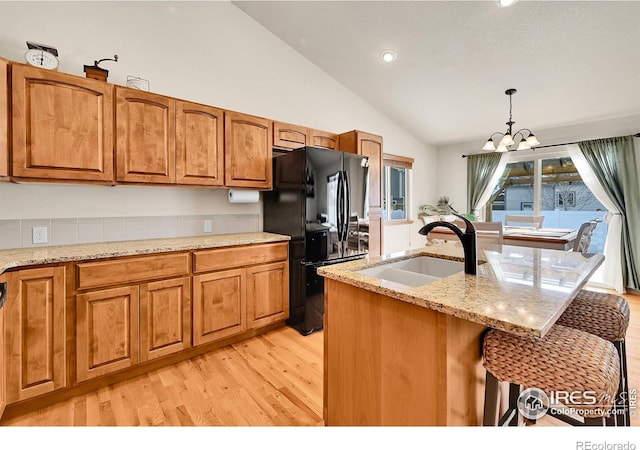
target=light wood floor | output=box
[2,292,639,426]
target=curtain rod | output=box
[461,132,640,158]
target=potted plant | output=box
[418,196,477,221]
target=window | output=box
[382,153,413,222]
[487,150,608,253]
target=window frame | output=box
[382,153,414,225]
[492,146,571,216]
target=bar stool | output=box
[483,324,620,426]
[556,290,631,425]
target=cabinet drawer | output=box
[77,253,190,290]
[193,242,288,273]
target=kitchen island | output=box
[317,242,604,426]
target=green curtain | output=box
[579,135,640,291]
[466,152,503,215]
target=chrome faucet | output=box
[418,213,477,275]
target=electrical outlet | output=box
[204,220,212,233]
[32,226,48,244]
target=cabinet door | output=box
[0,275,6,417]
[357,132,383,210]
[0,58,8,178]
[309,129,338,150]
[11,64,114,182]
[246,261,289,329]
[116,87,175,184]
[5,267,66,403]
[76,285,139,382]
[359,133,383,256]
[193,269,246,345]
[224,111,272,189]
[366,213,383,257]
[273,121,308,150]
[176,100,224,186]
[139,277,191,362]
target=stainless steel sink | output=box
[356,256,464,287]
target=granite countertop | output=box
[317,242,604,338]
[0,232,290,275]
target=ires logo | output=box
[517,387,615,420]
[549,390,598,405]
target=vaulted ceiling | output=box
[234,1,640,146]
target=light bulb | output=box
[526,134,540,146]
[500,134,514,146]
[496,143,508,152]
[381,50,397,62]
[482,139,496,151]
[498,0,516,6]
[517,140,531,151]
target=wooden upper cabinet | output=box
[11,64,114,182]
[273,121,308,150]
[309,129,339,150]
[115,87,175,184]
[358,133,383,210]
[176,101,224,186]
[4,267,66,403]
[224,111,272,189]
[339,130,383,210]
[0,58,8,178]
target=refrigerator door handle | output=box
[336,171,344,240]
[342,170,351,242]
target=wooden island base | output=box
[323,279,487,426]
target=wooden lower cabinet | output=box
[246,261,289,329]
[0,243,288,413]
[0,275,6,417]
[139,277,191,362]
[4,267,66,403]
[193,269,246,345]
[76,285,139,382]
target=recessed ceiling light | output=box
[381,50,397,62]
[498,0,516,6]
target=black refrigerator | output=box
[263,146,370,335]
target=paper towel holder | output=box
[228,189,260,203]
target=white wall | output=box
[435,114,640,212]
[0,1,436,252]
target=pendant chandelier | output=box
[482,88,540,152]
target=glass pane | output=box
[489,160,534,223]
[540,157,608,253]
[389,166,407,220]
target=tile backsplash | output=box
[0,214,261,250]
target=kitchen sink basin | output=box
[356,256,464,287]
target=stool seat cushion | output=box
[483,325,620,417]
[556,290,629,342]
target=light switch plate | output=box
[32,226,48,244]
[204,220,212,233]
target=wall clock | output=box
[24,41,59,70]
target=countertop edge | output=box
[0,232,291,275]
